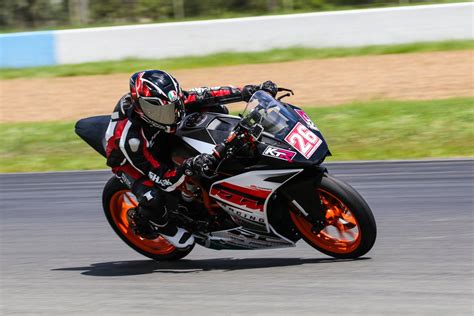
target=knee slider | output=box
[138,189,167,224]
[139,189,161,209]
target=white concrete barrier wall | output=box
[55,3,473,65]
[1,3,472,68]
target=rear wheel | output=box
[289,174,376,259]
[102,176,194,261]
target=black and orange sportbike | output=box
[76,90,376,261]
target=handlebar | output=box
[277,87,294,101]
[277,87,294,94]
[212,121,256,164]
[212,129,243,160]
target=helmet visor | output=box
[138,98,181,125]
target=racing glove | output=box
[241,80,278,102]
[184,153,218,177]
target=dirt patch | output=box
[1,50,472,122]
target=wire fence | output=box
[0,0,464,32]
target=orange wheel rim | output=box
[109,190,175,255]
[290,188,361,254]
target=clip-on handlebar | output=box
[277,87,294,101]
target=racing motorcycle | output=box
[75,90,376,261]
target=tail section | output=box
[75,115,110,157]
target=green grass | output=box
[306,98,474,161]
[1,97,472,172]
[1,40,473,79]
[0,122,107,172]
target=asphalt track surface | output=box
[1,160,473,315]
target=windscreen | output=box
[241,91,298,138]
[241,91,329,162]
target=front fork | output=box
[278,168,327,233]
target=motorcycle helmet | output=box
[130,70,184,133]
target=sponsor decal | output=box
[295,109,318,130]
[168,90,178,101]
[211,187,264,211]
[119,173,133,189]
[284,122,322,159]
[222,204,266,225]
[262,146,296,162]
[148,171,173,187]
[188,87,206,94]
[210,182,272,213]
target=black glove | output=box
[259,80,278,97]
[183,153,218,177]
[182,158,196,176]
[241,80,278,102]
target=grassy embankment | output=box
[1,97,472,172]
[1,40,473,79]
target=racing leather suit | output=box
[105,86,246,229]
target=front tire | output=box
[289,174,376,259]
[102,176,194,261]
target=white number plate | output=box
[284,122,322,159]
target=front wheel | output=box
[102,176,194,261]
[289,174,376,259]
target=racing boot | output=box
[157,224,195,249]
[126,208,194,248]
[126,207,160,240]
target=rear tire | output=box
[102,176,194,261]
[289,174,376,259]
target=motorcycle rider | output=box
[105,69,277,249]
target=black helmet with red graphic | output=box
[130,70,184,132]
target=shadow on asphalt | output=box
[52,257,369,277]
